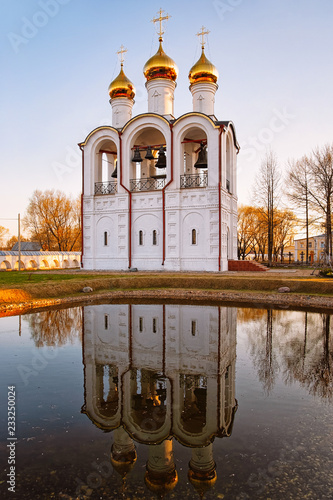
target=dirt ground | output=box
[1,267,333,317]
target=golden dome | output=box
[188,468,217,496]
[108,64,135,100]
[110,446,137,477]
[144,469,178,493]
[143,38,178,82]
[189,47,219,85]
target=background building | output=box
[294,234,326,263]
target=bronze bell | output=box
[145,146,155,160]
[151,172,166,179]
[155,146,166,169]
[111,164,117,178]
[132,147,143,162]
[194,142,208,169]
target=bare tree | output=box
[273,209,298,261]
[286,157,312,263]
[253,150,281,266]
[307,144,333,262]
[23,189,81,251]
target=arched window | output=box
[104,231,108,246]
[152,230,157,245]
[139,230,143,246]
[191,229,197,245]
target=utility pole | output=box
[18,213,21,271]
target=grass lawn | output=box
[0,270,112,287]
[1,269,333,305]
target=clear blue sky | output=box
[1,0,333,236]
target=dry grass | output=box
[1,272,333,304]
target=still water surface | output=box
[0,303,332,499]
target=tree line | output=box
[238,143,333,265]
[0,190,81,252]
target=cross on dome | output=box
[151,8,171,40]
[117,45,127,65]
[196,26,210,48]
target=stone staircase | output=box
[228,260,268,272]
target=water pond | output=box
[0,303,332,499]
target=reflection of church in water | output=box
[81,304,237,496]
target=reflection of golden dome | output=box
[144,469,178,494]
[143,38,178,82]
[111,445,137,477]
[108,64,135,100]
[188,468,217,497]
[189,47,219,85]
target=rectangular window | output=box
[139,317,143,332]
[104,231,108,246]
[139,231,143,246]
[308,242,312,248]
[152,318,157,333]
[191,320,197,336]
[192,229,197,245]
[104,314,109,330]
[153,230,157,246]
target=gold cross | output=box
[197,26,210,48]
[151,8,171,39]
[117,45,127,65]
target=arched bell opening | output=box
[179,374,207,434]
[180,127,208,189]
[94,364,119,419]
[128,368,168,433]
[94,139,118,195]
[130,127,167,191]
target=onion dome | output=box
[144,469,178,494]
[108,63,135,100]
[110,445,137,478]
[188,468,217,497]
[143,38,178,82]
[189,46,219,85]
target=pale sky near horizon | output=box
[1,0,333,237]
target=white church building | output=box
[80,12,239,272]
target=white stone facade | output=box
[80,43,239,272]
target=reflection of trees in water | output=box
[25,307,82,347]
[247,309,279,395]
[243,308,333,400]
[280,313,333,400]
